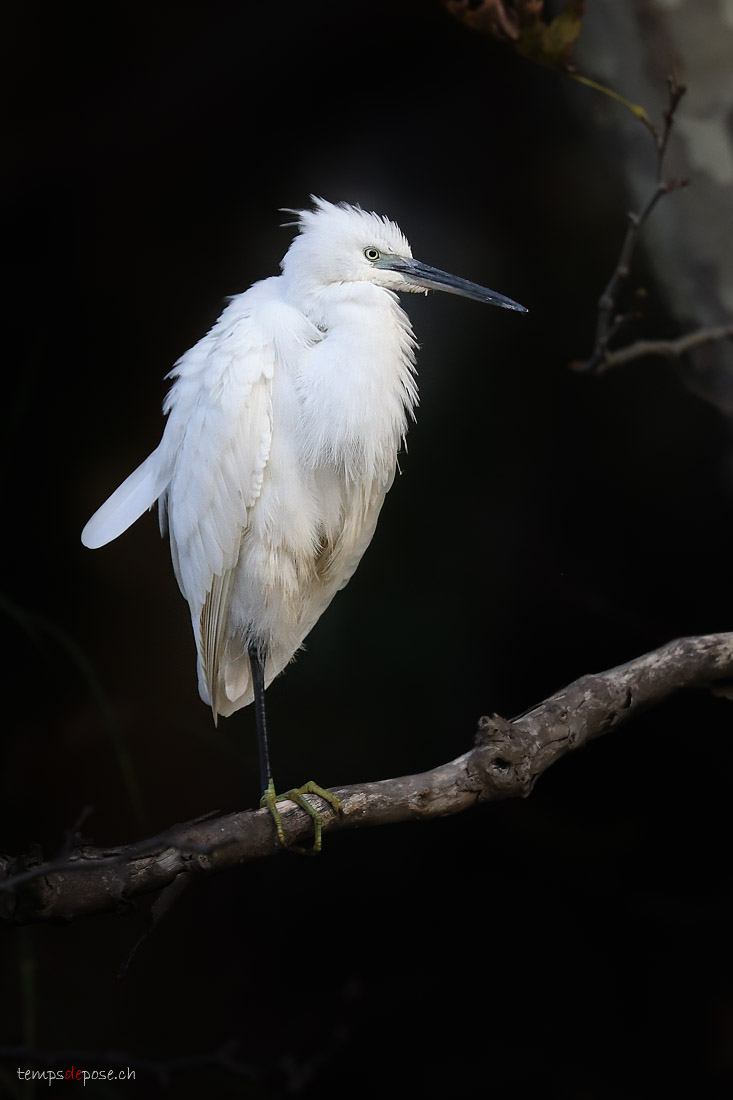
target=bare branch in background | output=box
[584,324,733,373]
[441,7,732,377]
[574,77,694,374]
[2,633,732,927]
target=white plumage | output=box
[82,198,526,727]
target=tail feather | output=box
[204,641,300,721]
[81,446,169,549]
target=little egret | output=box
[82,197,527,848]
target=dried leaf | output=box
[515,0,584,71]
[443,0,650,127]
[443,1,584,67]
[443,0,522,42]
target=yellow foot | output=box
[260,779,341,853]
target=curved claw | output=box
[260,779,341,853]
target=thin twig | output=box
[591,324,733,373]
[656,75,687,174]
[570,72,655,134]
[2,633,732,926]
[576,77,689,373]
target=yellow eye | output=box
[364,247,380,262]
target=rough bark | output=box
[2,633,732,926]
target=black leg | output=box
[248,644,272,795]
[250,644,341,851]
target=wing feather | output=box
[199,568,237,722]
[161,284,316,717]
[81,446,169,549]
[82,278,319,722]
[162,294,278,712]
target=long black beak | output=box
[378,255,528,313]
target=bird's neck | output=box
[286,278,391,324]
[288,282,419,483]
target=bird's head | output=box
[280,197,527,312]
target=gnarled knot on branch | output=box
[2,633,733,926]
[471,713,538,798]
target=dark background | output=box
[3,1,733,1096]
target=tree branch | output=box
[575,76,692,374]
[2,632,732,926]
[590,324,733,373]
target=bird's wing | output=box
[81,445,170,549]
[160,284,317,718]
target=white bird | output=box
[82,197,526,847]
